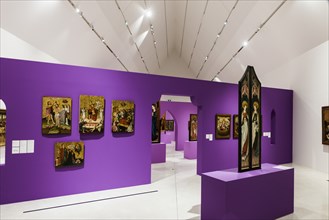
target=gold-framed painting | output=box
[233,114,239,139]
[322,106,329,145]
[79,95,105,133]
[215,114,231,139]
[189,114,198,141]
[0,109,6,147]
[112,100,135,133]
[55,141,84,167]
[42,96,72,135]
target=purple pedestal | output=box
[184,141,197,159]
[201,163,294,220]
[151,143,166,163]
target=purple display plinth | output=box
[184,141,197,159]
[201,163,294,220]
[151,143,166,163]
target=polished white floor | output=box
[0,142,328,220]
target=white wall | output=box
[153,52,196,79]
[0,28,59,63]
[263,41,329,174]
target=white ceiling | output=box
[1,0,328,85]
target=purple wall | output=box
[0,58,293,204]
[160,102,197,150]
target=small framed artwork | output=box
[79,95,105,134]
[322,106,329,145]
[166,120,175,131]
[0,109,6,147]
[42,96,72,135]
[55,141,84,167]
[233,114,239,139]
[189,114,198,141]
[215,114,231,139]
[112,100,135,133]
[152,102,161,143]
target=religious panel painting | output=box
[251,74,261,169]
[322,106,329,145]
[112,100,135,133]
[42,96,72,135]
[79,95,105,133]
[152,102,161,143]
[189,114,198,141]
[238,66,261,172]
[166,120,175,131]
[0,110,6,147]
[160,113,166,131]
[55,141,84,167]
[215,114,231,139]
[233,114,239,139]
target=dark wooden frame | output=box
[238,66,262,172]
[233,114,239,139]
[152,101,161,143]
[189,114,198,141]
[215,114,231,139]
[322,106,329,145]
[165,120,175,131]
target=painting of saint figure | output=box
[55,141,84,167]
[112,100,135,133]
[42,97,72,135]
[152,102,161,143]
[79,95,105,133]
[215,114,231,139]
[189,114,198,141]
[238,66,261,172]
[0,110,6,147]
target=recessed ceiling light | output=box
[217,34,220,38]
[75,8,80,13]
[154,41,157,45]
[125,21,128,26]
[145,9,152,18]
[242,41,248,47]
[224,21,227,25]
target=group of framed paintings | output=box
[42,96,135,135]
[42,96,135,168]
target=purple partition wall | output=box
[160,102,197,150]
[0,58,293,204]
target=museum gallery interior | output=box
[0,0,328,219]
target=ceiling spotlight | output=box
[101,38,105,42]
[217,34,220,38]
[154,41,157,45]
[242,41,248,47]
[145,9,152,17]
[125,21,128,26]
[224,21,227,25]
[214,77,221,82]
[75,8,80,13]
[205,56,208,61]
